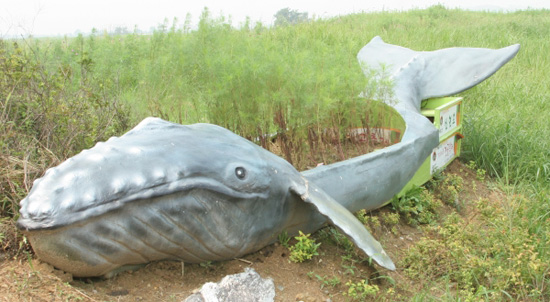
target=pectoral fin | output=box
[291,180,396,270]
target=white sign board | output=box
[438,104,459,138]
[430,135,457,173]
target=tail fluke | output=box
[358,36,520,112]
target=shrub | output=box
[344,279,379,300]
[0,40,129,221]
[391,186,441,225]
[402,192,550,300]
[289,231,321,263]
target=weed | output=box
[355,209,381,231]
[355,209,383,235]
[466,160,487,181]
[340,254,359,276]
[199,261,213,269]
[475,197,498,219]
[402,191,550,300]
[381,212,399,226]
[344,279,379,300]
[278,230,291,248]
[317,226,355,254]
[381,212,400,234]
[437,174,464,209]
[465,160,477,170]
[426,172,464,210]
[476,168,487,181]
[391,186,441,225]
[355,209,369,225]
[289,231,321,263]
[307,272,341,289]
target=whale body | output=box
[17,37,519,277]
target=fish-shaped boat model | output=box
[17,37,519,277]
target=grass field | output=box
[1,5,549,301]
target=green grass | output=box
[36,10,398,168]
[2,5,550,301]
[403,187,550,300]
[23,6,550,184]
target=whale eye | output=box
[235,167,246,180]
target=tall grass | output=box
[36,9,400,169]
[29,6,550,184]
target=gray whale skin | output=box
[16,37,519,277]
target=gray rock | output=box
[184,268,275,302]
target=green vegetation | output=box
[380,212,400,235]
[1,5,550,301]
[0,40,128,220]
[277,230,291,248]
[467,160,488,181]
[344,279,380,300]
[27,9,397,170]
[318,225,355,255]
[289,231,321,263]
[391,186,442,225]
[307,272,341,289]
[403,190,550,300]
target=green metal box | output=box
[397,97,463,196]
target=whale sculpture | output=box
[16,37,519,277]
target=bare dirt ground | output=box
[0,161,496,301]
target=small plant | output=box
[320,227,355,254]
[475,197,498,218]
[344,279,380,300]
[355,209,369,225]
[199,261,213,269]
[381,212,400,234]
[381,212,400,226]
[289,231,321,263]
[466,160,487,181]
[476,168,487,181]
[355,209,381,232]
[391,186,441,225]
[340,254,361,276]
[278,230,291,248]
[436,173,464,209]
[465,160,477,170]
[307,272,341,289]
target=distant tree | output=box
[274,8,309,27]
[112,26,130,36]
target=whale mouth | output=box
[17,176,269,232]
[112,176,269,208]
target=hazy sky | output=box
[2,0,549,37]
